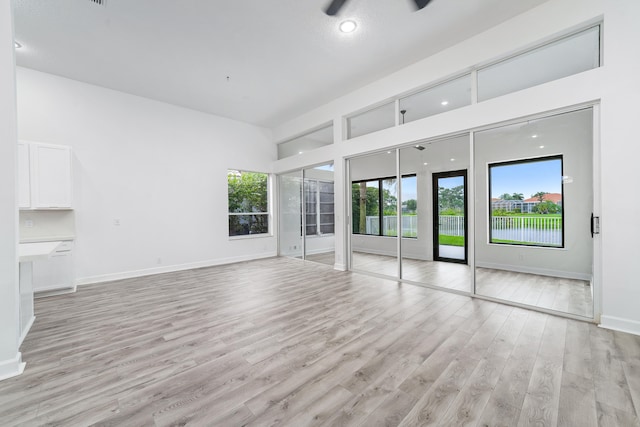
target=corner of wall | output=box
[0,352,25,382]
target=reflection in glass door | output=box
[278,171,303,259]
[474,108,594,318]
[433,171,467,263]
[303,163,335,266]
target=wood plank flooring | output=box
[351,252,593,318]
[0,256,638,426]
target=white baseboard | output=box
[334,263,347,271]
[18,316,35,347]
[76,252,277,286]
[599,315,640,336]
[0,352,25,382]
[476,262,591,281]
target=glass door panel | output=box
[433,172,467,263]
[279,170,303,259]
[474,108,594,318]
[350,151,398,277]
[400,136,471,292]
[304,163,335,266]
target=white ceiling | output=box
[13,0,549,128]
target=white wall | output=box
[271,0,640,334]
[0,1,22,380]
[599,0,640,334]
[16,68,277,285]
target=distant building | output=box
[492,193,562,213]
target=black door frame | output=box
[432,170,468,264]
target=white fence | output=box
[364,215,562,245]
[491,216,562,245]
[365,215,417,236]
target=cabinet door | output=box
[32,250,74,292]
[18,142,31,208]
[31,144,72,208]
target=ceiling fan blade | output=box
[325,0,347,16]
[413,0,432,10]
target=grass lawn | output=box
[439,235,465,247]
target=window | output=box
[347,102,396,139]
[398,74,472,124]
[478,26,600,101]
[228,170,269,236]
[277,124,334,160]
[304,179,335,236]
[488,156,563,247]
[351,175,416,237]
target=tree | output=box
[532,191,548,203]
[351,183,397,233]
[404,199,417,212]
[439,185,464,214]
[228,171,268,234]
[511,192,524,201]
[533,200,560,214]
[499,193,513,200]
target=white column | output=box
[0,0,23,380]
[333,116,347,270]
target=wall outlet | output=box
[113,219,120,226]
[24,220,34,228]
[156,257,162,265]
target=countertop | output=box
[19,241,62,262]
[19,235,75,244]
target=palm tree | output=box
[532,191,548,203]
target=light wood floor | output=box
[1,257,638,426]
[352,252,592,318]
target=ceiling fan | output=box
[325,0,432,16]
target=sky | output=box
[490,158,562,198]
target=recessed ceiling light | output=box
[539,145,545,149]
[387,151,392,154]
[450,158,455,161]
[298,151,303,154]
[14,41,21,49]
[441,100,449,106]
[423,162,428,165]
[339,20,357,33]
[532,134,538,138]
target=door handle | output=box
[591,213,600,237]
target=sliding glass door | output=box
[474,108,594,318]
[278,164,335,266]
[342,108,596,319]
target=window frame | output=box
[227,169,270,238]
[487,155,565,248]
[351,174,417,238]
[304,178,335,237]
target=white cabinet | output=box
[18,142,31,209]
[32,241,75,293]
[19,141,73,209]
